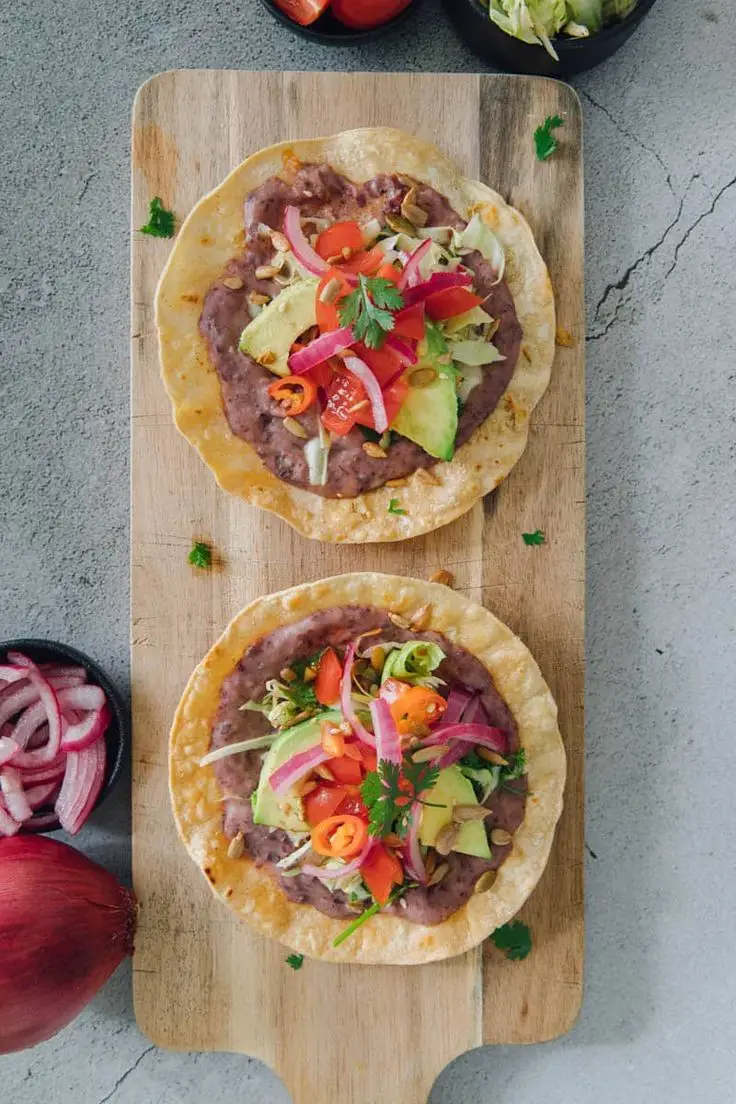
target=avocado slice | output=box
[252,709,342,831]
[419,765,492,860]
[239,278,319,379]
[391,338,458,461]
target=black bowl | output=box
[259,0,421,44]
[0,639,127,834]
[445,0,658,76]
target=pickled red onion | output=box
[269,745,330,797]
[283,206,329,277]
[402,270,473,308]
[288,327,355,375]
[340,643,375,748]
[342,355,388,434]
[398,238,432,290]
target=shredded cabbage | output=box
[460,764,501,804]
[488,0,567,59]
[304,427,330,486]
[456,364,483,402]
[452,214,505,283]
[381,641,445,685]
[449,338,506,367]
[565,0,602,29]
[444,306,495,335]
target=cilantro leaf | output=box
[140,196,175,238]
[285,953,304,970]
[332,883,412,948]
[534,116,564,162]
[361,759,441,839]
[424,318,448,360]
[501,748,527,781]
[522,529,545,546]
[491,920,532,961]
[188,540,212,569]
[338,275,404,349]
[388,498,407,516]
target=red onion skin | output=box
[0,836,136,1054]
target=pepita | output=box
[453,804,492,823]
[410,603,432,631]
[412,743,449,763]
[474,870,496,894]
[227,832,245,860]
[428,862,450,887]
[223,276,244,290]
[435,822,460,856]
[430,569,454,587]
[490,828,513,846]
[409,366,437,388]
[283,417,308,439]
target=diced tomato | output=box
[337,788,370,820]
[379,677,413,705]
[304,784,349,827]
[326,755,363,786]
[393,303,426,342]
[321,371,364,436]
[272,0,330,26]
[358,745,378,773]
[360,844,404,905]
[316,267,353,333]
[339,246,384,276]
[306,358,334,391]
[354,342,404,388]
[315,647,342,706]
[376,262,401,285]
[331,0,412,30]
[425,287,483,321]
[315,220,365,261]
[354,376,408,429]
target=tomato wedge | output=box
[326,755,363,786]
[360,843,404,904]
[354,342,404,388]
[311,814,368,859]
[390,685,448,734]
[337,788,370,820]
[315,647,342,706]
[272,0,330,26]
[321,371,364,436]
[316,267,353,333]
[331,0,412,30]
[393,303,426,342]
[358,744,378,773]
[376,262,401,285]
[305,784,349,827]
[339,246,385,276]
[354,376,408,429]
[267,374,317,416]
[315,220,365,261]
[425,287,483,321]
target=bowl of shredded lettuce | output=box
[447,0,658,75]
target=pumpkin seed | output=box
[474,870,496,894]
[362,441,387,459]
[283,417,308,439]
[409,366,437,389]
[410,604,432,631]
[412,743,449,763]
[428,862,450,887]
[478,748,508,767]
[435,823,460,856]
[227,832,245,860]
[223,276,244,290]
[453,804,492,823]
[430,569,454,587]
[490,828,513,846]
[388,612,410,630]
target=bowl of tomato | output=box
[261,0,421,42]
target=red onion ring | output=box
[342,355,388,434]
[340,644,375,748]
[288,327,356,374]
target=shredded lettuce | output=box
[381,641,445,685]
[565,0,602,30]
[487,0,635,56]
[444,305,495,335]
[460,764,501,804]
[449,338,505,367]
[456,364,483,402]
[451,214,505,283]
[304,425,330,486]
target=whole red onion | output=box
[0,836,136,1053]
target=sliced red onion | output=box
[283,205,329,277]
[301,837,374,881]
[0,738,20,767]
[0,684,39,729]
[38,663,87,679]
[437,743,471,769]
[398,239,432,290]
[428,722,507,753]
[404,801,427,884]
[340,643,375,748]
[1,660,62,767]
[461,696,490,726]
[18,759,66,785]
[342,355,388,434]
[55,739,106,835]
[402,270,473,308]
[0,802,20,836]
[0,665,27,685]
[385,335,418,366]
[61,704,110,753]
[269,745,330,798]
[56,685,106,712]
[369,697,402,766]
[48,673,87,690]
[443,687,473,724]
[288,327,355,375]
[9,700,47,751]
[0,769,33,822]
[24,780,61,810]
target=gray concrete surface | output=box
[2,0,735,1100]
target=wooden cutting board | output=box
[131,70,584,1103]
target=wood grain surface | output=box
[131,70,584,1102]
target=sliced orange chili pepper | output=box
[320,720,346,759]
[267,374,317,416]
[311,814,368,859]
[389,685,448,734]
[342,742,364,762]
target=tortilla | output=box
[156,129,555,543]
[169,573,566,964]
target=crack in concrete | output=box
[579,89,675,197]
[96,1045,156,1104]
[588,177,698,342]
[664,173,736,280]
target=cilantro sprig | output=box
[388,499,406,516]
[333,883,413,948]
[140,196,175,238]
[534,116,564,162]
[338,275,404,349]
[188,540,212,568]
[491,920,532,961]
[361,759,441,839]
[285,953,304,970]
[522,529,545,546]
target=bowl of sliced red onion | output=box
[0,640,126,838]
